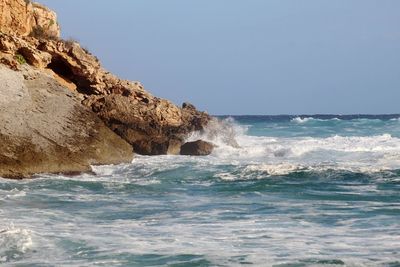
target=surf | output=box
[1,115,400,266]
[182,117,400,176]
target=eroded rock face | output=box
[0,65,133,178]
[84,94,181,155]
[0,32,211,155]
[180,140,214,156]
[0,0,60,38]
[0,0,211,160]
[82,95,210,155]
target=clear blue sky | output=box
[40,0,400,115]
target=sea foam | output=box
[291,116,341,123]
[183,118,400,176]
[0,224,33,262]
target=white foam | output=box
[67,205,398,266]
[291,116,314,123]
[80,118,400,179]
[244,163,304,176]
[181,118,400,177]
[0,224,33,262]
[291,117,341,124]
[66,118,400,182]
[0,188,27,201]
[6,189,26,199]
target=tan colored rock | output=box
[32,2,60,38]
[0,0,60,39]
[0,33,51,68]
[0,53,18,70]
[18,46,52,68]
[44,68,78,92]
[0,0,33,36]
[0,65,133,179]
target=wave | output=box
[182,118,400,177]
[291,116,313,123]
[289,116,400,124]
[291,116,341,123]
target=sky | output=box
[39,0,400,115]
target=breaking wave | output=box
[185,117,400,176]
[291,116,342,123]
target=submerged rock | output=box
[0,65,133,179]
[180,140,214,156]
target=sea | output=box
[1,115,400,266]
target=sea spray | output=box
[187,116,400,174]
[186,117,243,148]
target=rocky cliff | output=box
[0,0,60,38]
[0,1,211,178]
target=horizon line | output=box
[214,113,400,117]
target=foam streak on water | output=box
[1,115,400,266]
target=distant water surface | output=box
[1,115,400,266]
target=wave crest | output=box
[291,117,341,123]
[184,118,400,176]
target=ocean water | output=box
[1,115,400,266]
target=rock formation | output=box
[0,22,210,156]
[0,65,133,178]
[0,1,212,177]
[180,140,214,156]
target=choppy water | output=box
[1,115,400,266]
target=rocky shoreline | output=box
[0,0,213,178]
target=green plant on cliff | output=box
[24,0,30,5]
[15,54,27,64]
[48,19,55,27]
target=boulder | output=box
[180,140,214,156]
[0,65,133,179]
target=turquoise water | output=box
[1,115,400,266]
